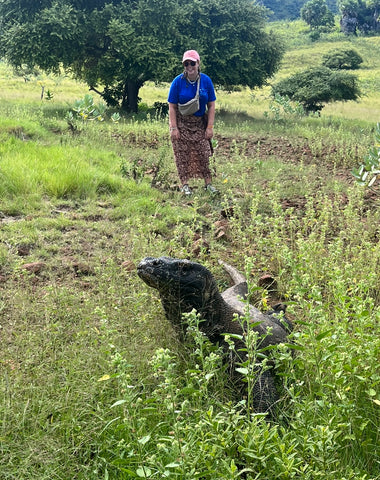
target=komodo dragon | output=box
[137,256,292,414]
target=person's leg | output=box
[204,175,212,186]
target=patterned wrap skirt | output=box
[171,112,212,184]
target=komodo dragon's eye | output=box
[180,263,192,274]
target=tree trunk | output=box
[121,79,142,113]
[340,14,358,35]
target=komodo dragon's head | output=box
[137,257,221,316]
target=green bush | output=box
[322,48,364,70]
[272,66,361,114]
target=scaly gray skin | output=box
[137,256,292,413]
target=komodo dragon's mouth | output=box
[137,263,157,286]
[137,257,170,289]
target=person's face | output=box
[183,59,198,76]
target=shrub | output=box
[272,66,361,114]
[153,101,169,118]
[264,93,306,120]
[322,48,364,70]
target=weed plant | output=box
[1,25,380,479]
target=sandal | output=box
[181,184,192,196]
[205,184,219,194]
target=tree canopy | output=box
[0,0,285,112]
[300,0,335,29]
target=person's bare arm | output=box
[168,102,180,140]
[205,101,215,140]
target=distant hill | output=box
[260,0,338,21]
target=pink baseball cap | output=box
[182,50,200,63]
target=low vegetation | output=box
[321,47,364,70]
[1,24,380,480]
[272,65,361,113]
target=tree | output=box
[0,0,182,112]
[322,48,363,69]
[179,0,285,90]
[338,0,380,34]
[260,0,307,20]
[300,0,335,29]
[272,66,361,113]
[260,0,339,20]
[0,0,284,112]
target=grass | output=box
[1,22,380,480]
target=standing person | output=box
[168,50,218,196]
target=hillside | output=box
[261,0,338,20]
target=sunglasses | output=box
[184,61,196,67]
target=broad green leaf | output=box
[180,387,198,395]
[136,467,152,477]
[111,399,127,408]
[316,329,332,341]
[138,435,151,445]
[165,462,180,468]
[235,367,249,375]
[285,343,304,350]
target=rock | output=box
[20,262,45,274]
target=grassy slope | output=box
[0,24,380,480]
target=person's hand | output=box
[170,127,180,140]
[205,127,214,140]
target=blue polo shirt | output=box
[168,73,216,117]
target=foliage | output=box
[180,0,285,90]
[65,94,106,133]
[262,0,379,30]
[0,0,180,112]
[300,0,335,30]
[272,66,361,113]
[264,93,306,120]
[352,122,380,187]
[65,94,122,132]
[45,89,54,101]
[97,306,380,479]
[71,94,106,123]
[153,101,169,118]
[0,0,284,113]
[12,64,41,83]
[338,0,380,34]
[261,0,308,20]
[322,47,364,69]
[261,0,339,20]
[120,147,174,189]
